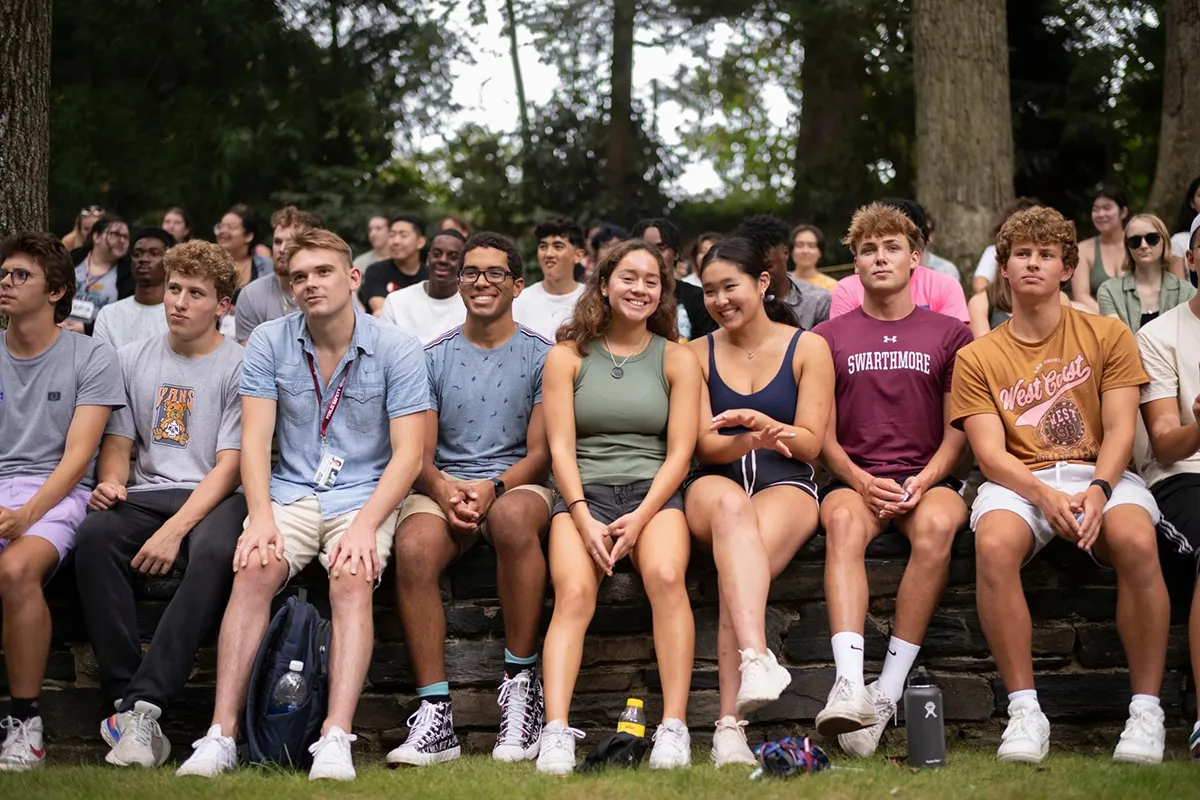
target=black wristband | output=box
[1089,479,1113,501]
[567,498,588,512]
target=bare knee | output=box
[909,515,957,566]
[487,505,543,557]
[231,558,286,599]
[710,491,753,535]
[553,579,597,621]
[825,508,869,560]
[329,571,374,610]
[642,562,686,602]
[394,526,447,587]
[973,526,1024,582]
[1106,528,1160,577]
[0,552,48,602]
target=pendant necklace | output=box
[731,328,771,360]
[605,334,649,379]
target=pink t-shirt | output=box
[829,266,970,323]
[813,306,974,478]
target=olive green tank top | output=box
[573,334,670,485]
[1092,237,1112,297]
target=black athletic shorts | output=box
[1152,473,1200,573]
[683,449,817,499]
[818,473,964,503]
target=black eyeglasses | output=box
[1126,233,1162,249]
[0,267,35,286]
[458,267,513,285]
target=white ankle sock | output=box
[876,637,920,703]
[1131,694,1160,707]
[831,631,865,685]
[1008,689,1038,706]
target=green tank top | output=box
[1092,237,1112,297]
[573,334,670,485]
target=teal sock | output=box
[416,682,450,704]
[505,649,537,676]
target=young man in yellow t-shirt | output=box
[949,206,1169,766]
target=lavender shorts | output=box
[0,477,90,564]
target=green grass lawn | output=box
[5,748,1200,800]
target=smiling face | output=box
[165,272,230,339]
[791,230,821,271]
[1003,240,1070,300]
[701,258,770,332]
[538,235,584,281]
[132,236,168,287]
[389,220,425,262]
[604,249,662,325]
[427,233,465,295]
[458,246,521,323]
[216,213,252,258]
[1091,197,1126,234]
[854,232,919,295]
[288,246,359,320]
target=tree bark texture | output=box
[604,0,636,212]
[0,0,52,236]
[912,0,1014,271]
[1147,0,1200,223]
[504,0,533,155]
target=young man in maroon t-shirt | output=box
[811,204,974,756]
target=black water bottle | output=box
[904,666,946,768]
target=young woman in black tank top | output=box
[682,238,834,766]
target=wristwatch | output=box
[1089,479,1113,501]
[492,477,507,498]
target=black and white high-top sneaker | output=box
[492,668,544,762]
[386,700,461,767]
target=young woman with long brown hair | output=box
[536,240,701,775]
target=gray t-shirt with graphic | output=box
[108,334,244,490]
[424,325,551,481]
[0,331,125,487]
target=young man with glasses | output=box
[0,233,125,771]
[176,229,429,781]
[387,232,554,766]
[380,229,467,344]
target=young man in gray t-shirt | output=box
[0,233,125,772]
[388,233,554,767]
[73,239,248,769]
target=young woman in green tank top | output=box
[1072,184,1129,314]
[536,241,702,775]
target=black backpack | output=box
[243,589,333,768]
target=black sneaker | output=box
[386,700,461,767]
[493,668,544,762]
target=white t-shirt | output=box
[1136,302,1200,486]
[973,244,998,283]
[379,281,466,345]
[93,297,169,351]
[512,282,585,341]
[1170,231,1191,260]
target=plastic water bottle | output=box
[616,698,646,738]
[268,660,309,715]
[903,666,946,768]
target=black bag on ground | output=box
[577,732,648,773]
[243,588,332,768]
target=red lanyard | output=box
[305,353,353,440]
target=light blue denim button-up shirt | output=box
[240,307,430,518]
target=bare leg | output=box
[821,490,886,635]
[0,537,61,699]
[541,515,603,724]
[323,567,376,733]
[974,511,1036,693]
[394,514,459,687]
[891,489,967,643]
[631,510,693,723]
[486,493,550,660]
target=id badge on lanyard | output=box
[308,354,353,488]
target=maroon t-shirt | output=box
[813,306,974,479]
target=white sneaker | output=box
[648,718,691,769]
[101,700,130,749]
[710,716,756,767]
[815,676,876,736]
[735,649,792,716]
[996,698,1050,764]
[176,724,238,777]
[0,716,44,772]
[838,682,896,758]
[308,726,357,781]
[535,720,584,775]
[493,669,544,762]
[107,701,172,767]
[1112,699,1165,765]
[386,700,462,767]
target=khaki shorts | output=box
[397,473,554,548]
[250,496,398,580]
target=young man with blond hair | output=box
[76,240,246,768]
[177,229,429,781]
[235,206,324,343]
[951,206,1169,765]
[813,204,973,756]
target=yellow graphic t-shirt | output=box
[949,308,1147,469]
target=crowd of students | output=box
[0,186,1199,781]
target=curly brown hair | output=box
[270,205,324,231]
[556,239,678,354]
[842,203,924,254]
[164,240,242,300]
[996,206,1078,279]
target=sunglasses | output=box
[1126,233,1162,249]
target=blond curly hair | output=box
[996,206,1079,277]
[164,239,241,300]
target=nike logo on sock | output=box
[850,645,863,651]
[888,649,898,656]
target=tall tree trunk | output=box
[504,0,532,155]
[0,0,52,235]
[912,0,1014,271]
[605,0,636,213]
[1147,0,1200,223]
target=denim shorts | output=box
[551,479,684,526]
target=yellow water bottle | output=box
[617,698,646,738]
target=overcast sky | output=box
[420,0,795,198]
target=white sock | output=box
[876,637,920,703]
[831,631,865,685]
[1131,694,1160,708]
[1008,689,1038,707]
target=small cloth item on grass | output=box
[750,736,831,779]
[577,732,648,773]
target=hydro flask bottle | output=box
[904,666,946,768]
